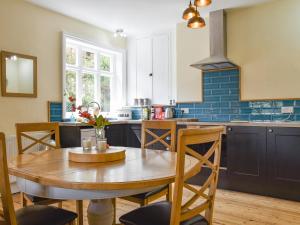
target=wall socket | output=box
[181,108,189,114]
[281,106,294,114]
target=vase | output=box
[95,127,106,151]
[95,127,106,140]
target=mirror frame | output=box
[1,51,37,98]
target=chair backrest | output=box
[141,120,176,151]
[170,126,224,225]
[15,122,61,154]
[0,133,17,225]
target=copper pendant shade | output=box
[182,0,211,29]
[182,1,196,20]
[194,0,212,7]
[187,10,206,29]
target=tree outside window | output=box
[65,70,76,112]
[100,55,111,72]
[66,46,77,65]
[100,76,110,112]
[82,51,95,69]
[81,73,95,106]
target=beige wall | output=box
[0,0,126,135]
[176,0,300,102]
[228,0,300,100]
[176,21,209,103]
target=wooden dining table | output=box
[8,147,199,225]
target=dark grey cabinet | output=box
[125,124,141,148]
[227,126,267,195]
[267,127,300,201]
[227,125,300,201]
[105,124,125,146]
[60,123,300,201]
[60,126,87,148]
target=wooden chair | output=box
[15,122,83,225]
[0,132,77,225]
[119,126,224,225]
[114,120,176,223]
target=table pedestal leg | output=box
[87,199,114,225]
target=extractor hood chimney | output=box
[190,10,238,71]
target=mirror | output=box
[1,51,37,97]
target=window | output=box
[63,35,125,118]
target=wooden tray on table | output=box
[68,147,126,163]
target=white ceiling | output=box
[26,0,272,37]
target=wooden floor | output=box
[4,189,300,225]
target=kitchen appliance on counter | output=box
[164,107,174,119]
[116,108,132,120]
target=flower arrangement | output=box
[77,106,111,129]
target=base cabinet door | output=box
[105,125,125,146]
[267,127,300,201]
[227,126,267,195]
[126,125,141,148]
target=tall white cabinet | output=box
[127,32,175,105]
[136,37,153,99]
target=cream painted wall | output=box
[227,0,300,100]
[0,0,126,134]
[176,21,209,103]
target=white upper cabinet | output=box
[136,37,153,99]
[127,32,174,106]
[152,34,170,105]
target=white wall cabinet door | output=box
[152,34,170,105]
[136,37,153,99]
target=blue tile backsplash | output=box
[49,102,63,122]
[175,69,300,122]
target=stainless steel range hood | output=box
[191,10,238,71]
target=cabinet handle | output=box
[268,129,273,133]
[228,127,232,132]
[149,73,153,77]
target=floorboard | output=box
[2,188,300,225]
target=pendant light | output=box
[194,0,211,7]
[187,8,205,29]
[182,1,196,20]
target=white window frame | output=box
[62,33,126,119]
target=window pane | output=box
[100,76,110,112]
[81,73,95,106]
[66,70,76,112]
[100,55,111,72]
[82,51,95,68]
[66,46,77,65]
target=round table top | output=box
[8,147,198,190]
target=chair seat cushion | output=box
[131,184,169,200]
[25,194,61,204]
[25,194,49,203]
[119,201,208,225]
[16,205,77,225]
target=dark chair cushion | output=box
[25,194,61,205]
[16,205,77,225]
[25,194,49,203]
[131,184,169,200]
[119,201,208,225]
